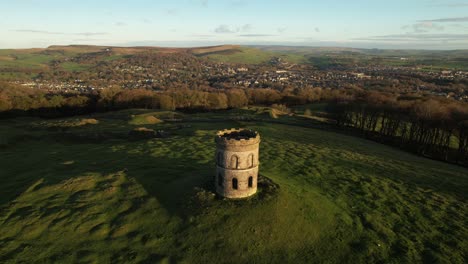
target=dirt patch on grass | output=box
[129,115,162,125]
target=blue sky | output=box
[1,0,468,49]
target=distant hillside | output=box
[189,45,242,56]
[251,45,468,70]
[252,45,366,54]
[253,45,468,56]
[190,45,306,64]
[2,44,468,81]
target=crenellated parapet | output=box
[215,128,261,147]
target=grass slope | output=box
[195,46,306,64]
[0,109,467,263]
[255,45,468,70]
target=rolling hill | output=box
[2,44,468,81]
[0,108,466,263]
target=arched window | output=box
[248,153,254,168]
[230,155,239,169]
[218,173,223,186]
[217,152,223,165]
[248,176,253,188]
[232,178,238,190]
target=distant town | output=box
[9,50,468,102]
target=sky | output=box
[1,0,468,49]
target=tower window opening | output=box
[248,176,253,188]
[232,178,238,190]
[248,153,254,168]
[231,155,239,169]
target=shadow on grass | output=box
[0,135,214,219]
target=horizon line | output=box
[2,43,468,51]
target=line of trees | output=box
[327,91,468,165]
[2,82,468,165]
[0,82,333,116]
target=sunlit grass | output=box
[0,110,466,263]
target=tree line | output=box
[0,81,336,115]
[327,91,468,166]
[1,81,467,166]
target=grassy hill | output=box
[0,45,183,80]
[0,109,466,263]
[254,45,468,70]
[191,45,306,64]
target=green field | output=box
[0,109,467,263]
[0,51,56,69]
[0,46,123,80]
[254,46,468,70]
[194,46,307,64]
[60,62,93,72]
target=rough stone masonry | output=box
[215,128,260,198]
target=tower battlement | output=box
[215,128,260,147]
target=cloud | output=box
[12,29,65,35]
[428,1,468,7]
[277,27,287,33]
[241,24,252,32]
[214,25,237,33]
[190,0,208,7]
[214,24,252,34]
[238,34,277,37]
[75,32,108,36]
[197,0,208,7]
[115,22,126,27]
[72,38,108,42]
[11,29,108,36]
[166,9,178,15]
[190,34,215,37]
[444,3,468,7]
[402,22,444,33]
[451,23,468,29]
[355,33,468,41]
[315,27,320,33]
[418,17,468,22]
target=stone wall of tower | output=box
[215,129,260,199]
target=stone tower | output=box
[215,129,260,198]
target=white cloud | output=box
[214,24,252,34]
[419,17,468,22]
[402,22,444,33]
